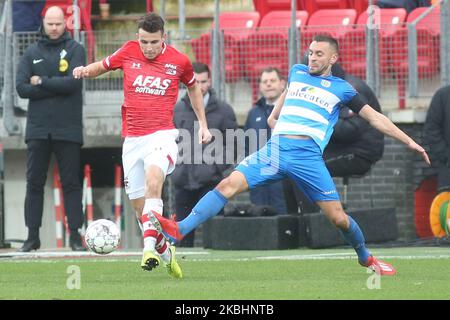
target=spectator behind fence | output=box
[172,62,238,247]
[285,63,385,214]
[376,0,431,13]
[99,0,110,20]
[12,0,46,32]
[15,6,86,252]
[423,85,450,192]
[244,67,288,215]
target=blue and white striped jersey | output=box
[272,64,358,153]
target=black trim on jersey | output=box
[348,94,367,114]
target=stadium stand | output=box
[188,1,439,105]
[340,8,408,79]
[42,0,95,63]
[349,0,371,16]
[243,10,309,102]
[300,9,358,52]
[300,0,352,16]
[252,0,302,19]
[391,6,440,108]
[190,11,260,82]
[258,9,308,28]
[393,6,441,79]
[191,2,378,87]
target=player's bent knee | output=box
[144,164,166,196]
[331,214,349,230]
[216,171,248,198]
[145,178,163,195]
[215,178,233,197]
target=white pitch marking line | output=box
[0,250,209,260]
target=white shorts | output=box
[122,129,179,200]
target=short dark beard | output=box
[309,65,331,76]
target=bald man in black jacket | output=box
[16,6,86,252]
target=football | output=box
[84,219,121,254]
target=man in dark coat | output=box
[423,85,450,191]
[172,62,237,247]
[323,64,384,177]
[15,6,86,252]
[244,67,288,215]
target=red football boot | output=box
[360,255,397,276]
[147,210,184,242]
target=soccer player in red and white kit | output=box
[73,13,212,278]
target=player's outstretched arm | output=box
[359,104,431,165]
[268,89,288,129]
[187,83,212,144]
[73,61,108,79]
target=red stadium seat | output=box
[190,11,260,82]
[301,9,357,52]
[42,0,95,63]
[244,29,289,103]
[146,0,153,12]
[253,0,302,20]
[190,33,211,68]
[348,0,373,16]
[340,8,407,79]
[299,0,352,16]
[243,11,309,102]
[259,10,309,28]
[213,11,261,34]
[394,6,441,78]
[392,6,440,108]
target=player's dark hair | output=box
[259,67,284,82]
[138,12,165,34]
[313,34,339,53]
[192,62,210,77]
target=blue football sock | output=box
[340,215,371,264]
[178,189,228,236]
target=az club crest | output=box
[165,63,177,75]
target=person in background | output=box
[423,85,450,192]
[286,63,384,214]
[73,12,212,277]
[148,35,431,277]
[244,67,288,215]
[172,62,237,247]
[16,6,86,252]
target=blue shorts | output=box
[236,135,340,202]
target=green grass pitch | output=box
[1,247,450,300]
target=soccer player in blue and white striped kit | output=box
[149,35,430,275]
